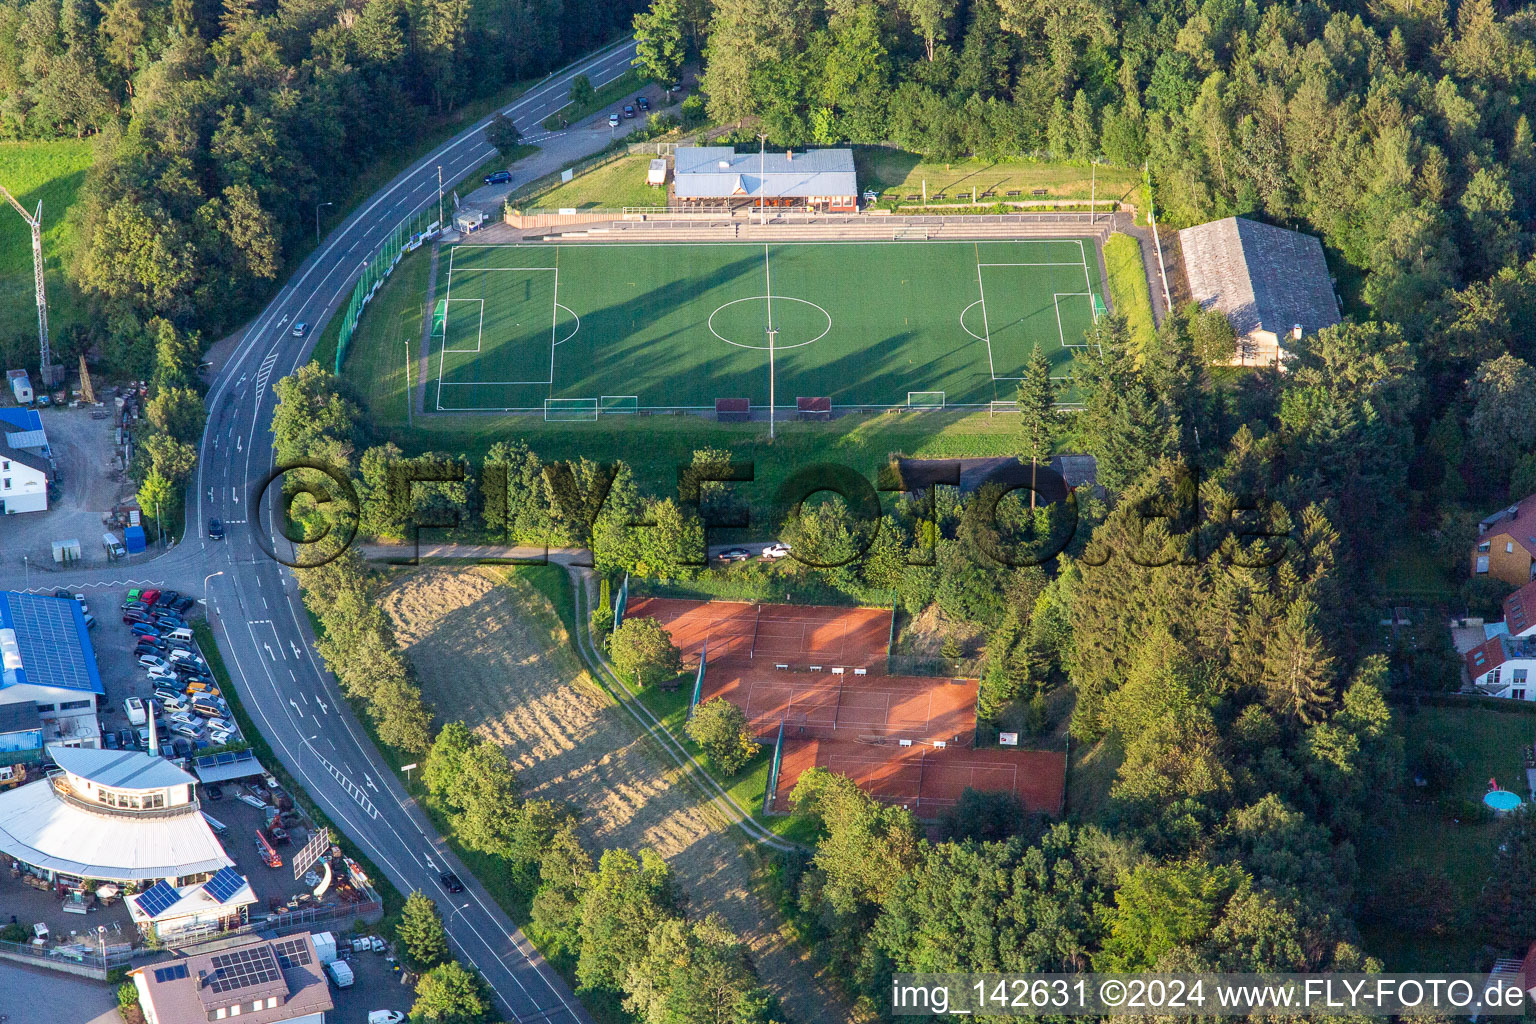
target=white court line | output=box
[439,298,485,353]
[974,246,996,379]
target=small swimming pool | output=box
[1485,790,1523,813]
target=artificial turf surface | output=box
[430,239,1105,413]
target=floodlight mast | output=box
[0,185,49,376]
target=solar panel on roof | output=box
[0,594,97,692]
[203,866,246,904]
[195,749,253,770]
[272,937,313,969]
[153,963,188,983]
[207,946,282,993]
[135,880,181,917]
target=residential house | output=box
[0,407,50,514]
[131,933,333,1024]
[1464,633,1536,700]
[1473,495,1536,586]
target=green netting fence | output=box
[335,206,443,373]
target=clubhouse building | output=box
[672,146,858,212]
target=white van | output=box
[166,627,194,645]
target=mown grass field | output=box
[429,238,1101,411]
[524,153,662,210]
[1103,232,1156,353]
[338,246,1051,504]
[855,149,1141,205]
[1362,703,1534,970]
[0,139,94,343]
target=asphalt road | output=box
[1,36,641,1024]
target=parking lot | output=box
[327,942,416,1024]
[93,587,244,755]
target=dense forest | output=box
[0,0,640,367]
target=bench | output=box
[809,665,822,672]
[853,668,867,676]
[1031,188,1048,196]
[831,667,845,676]
[1005,190,1021,197]
[775,663,789,671]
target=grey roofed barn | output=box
[1178,216,1340,343]
[673,146,856,201]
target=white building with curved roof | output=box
[0,743,231,885]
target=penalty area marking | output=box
[553,304,579,345]
[708,296,832,351]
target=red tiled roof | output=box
[1466,636,1511,681]
[1506,580,1536,635]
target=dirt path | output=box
[380,567,850,1024]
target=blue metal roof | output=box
[0,408,42,432]
[673,146,857,200]
[0,592,105,695]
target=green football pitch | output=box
[430,239,1105,415]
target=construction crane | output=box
[0,183,50,380]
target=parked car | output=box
[716,547,751,562]
[141,589,161,606]
[291,322,308,337]
[171,596,196,614]
[155,590,179,608]
[123,600,149,614]
[138,654,169,671]
[130,624,161,640]
[483,170,512,185]
[53,588,71,600]
[124,588,141,604]
[622,104,636,118]
[134,637,167,652]
[761,542,792,560]
[205,783,224,801]
[118,729,136,749]
[440,871,465,893]
[369,1009,406,1024]
[102,729,118,749]
[81,612,96,629]
[636,95,650,111]
[208,518,224,540]
[170,722,204,741]
[169,649,203,665]
[148,666,178,683]
[608,112,620,128]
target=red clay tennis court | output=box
[626,597,892,669]
[771,738,1066,818]
[707,669,978,743]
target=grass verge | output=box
[541,69,643,130]
[853,148,1141,204]
[1103,232,1156,354]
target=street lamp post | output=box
[22,555,28,591]
[315,201,333,241]
[202,570,224,606]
